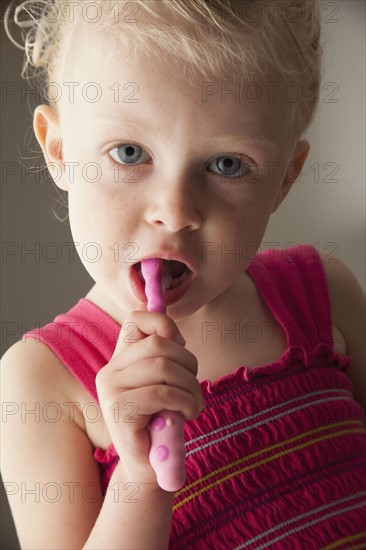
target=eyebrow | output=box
[202,134,279,153]
[92,119,278,153]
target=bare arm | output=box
[83,461,174,549]
[321,253,366,414]
[1,339,174,549]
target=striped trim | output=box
[172,457,366,547]
[187,388,353,447]
[185,389,354,456]
[234,492,366,549]
[173,420,366,509]
[320,531,366,549]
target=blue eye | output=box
[109,143,150,165]
[108,143,252,179]
[209,156,250,178]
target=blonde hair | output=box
[4,0,324,219]
[5,0,324,137]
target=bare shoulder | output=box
[1,338,86,429]
[318,251,366,412]
[2,336,69,376]
[1,338,103,548]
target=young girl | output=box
[2,0,365,548]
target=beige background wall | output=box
[262,1,365,289]
[1,1,365,548]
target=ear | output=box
[33,105,68,191]
[271,139,310,213]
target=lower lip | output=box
[130,266,195,307]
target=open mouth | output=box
[130,258,196,306]
[135,259,192,291]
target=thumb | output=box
[110,303,148,361]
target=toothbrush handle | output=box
[141,259,186,492]
[148,410,186,492]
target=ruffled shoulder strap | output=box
[246,244,334,351]
[23,299,121,402]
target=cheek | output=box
[67,183,137,260]
[216,196,273,235]
[67,187,107,249]
[206,196,275,266]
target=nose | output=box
[144,175,202,232]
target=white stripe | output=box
[186,389,352,447]
[234,492,366,550]
[185,390,355,458]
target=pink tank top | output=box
[24,244,366,548]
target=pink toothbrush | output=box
[141,258,186,492]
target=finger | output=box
[121,385,200,423]
[110,358,202,403]
[111,310,186,360]
[112,334,198,377]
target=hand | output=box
[95,304,203,488]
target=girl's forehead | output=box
[58,87,289,164]
[56,42,293,154]
[59,46,288,113]
[58,24,290,115]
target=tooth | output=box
[168,271,189,290]
[162,272,173,290]
[170,278,180,289]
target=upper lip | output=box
[132,251,196,274]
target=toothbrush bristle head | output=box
[141,258,163,278]
[140,258,166,314]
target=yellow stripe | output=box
[174,427,364,510]
[176,420,364,497]
[320,531,366,549]
[173,421,365,511]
